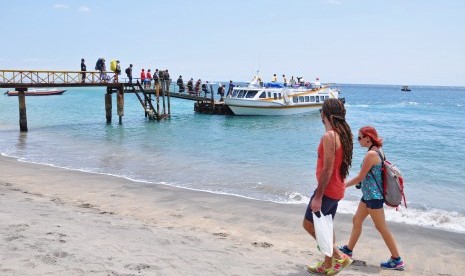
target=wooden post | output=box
[210,84,215,107]
[161,80,166,115]
[117,86,124,124]
[156,82,160,118]
[105,87,112,123]
[17,88,28,132]
[167,83,171,116]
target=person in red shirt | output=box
[146,69,152,89]
[304,98,354,275]
[140,69,146,87]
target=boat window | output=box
[320,96,325,102]
[305,96,309,102]
[237,90,246,98]
[299,96,304,102]
[278,93,282,99]
[316,96,320,102]
[259,92,266,98]
[293,97,298,103]
[232,90,238,97]
[268,92,271,98]
[325,96,329,100]
[274,93,277,100]
[245,91,258,98]
[310,96,315,102]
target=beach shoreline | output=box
[0,155,464,275]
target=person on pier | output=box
[195,79,201,95]
[227,80,234,97]
[125,64,133,84]
[153,69,160,91]
[140,69,146,87]
[202,81,210,97]
[146,69,152,89]
[114,60,121,83]
[80,58,86,83]
[187,78,194,94]
[100,59,108,82]
[177,75,184,93]
[164,70,170,92]
[217,84,225,102]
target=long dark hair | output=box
[321,99,353,179]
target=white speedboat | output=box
[225,78,342,116]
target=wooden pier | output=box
[0,69,230,131]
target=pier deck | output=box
[1,69,231,131]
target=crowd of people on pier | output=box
[80,59,320,92]
[80,58,232,102]
[80,58,317,103]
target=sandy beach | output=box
[0,155,464,276]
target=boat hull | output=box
[5,89,66,96]
[225,99,322,115]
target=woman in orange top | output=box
[304,98,354,275]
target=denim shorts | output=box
[361,197,384,209]
[304,191,340,223]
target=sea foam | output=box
[337,200,465,234]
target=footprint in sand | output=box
[124,263,159,273]
[38,254,57,264]
[352,260,367,267]
[78,203,95,209]
[53,251,69,258]
[213,232,229,238]
[45,232,67,243]
[50,197,65,204]
[99,211,115,215]
[5,235,25,242]
[7,224,29,233]
[252,241,273,248]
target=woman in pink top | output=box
[304,98,354,275]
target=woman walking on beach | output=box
[340,126,405,270]
[303,98,354,275]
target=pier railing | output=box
[0,70,118,88]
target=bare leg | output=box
[347,201,369,251]
[303,218,316,239]
[367,207,400,258]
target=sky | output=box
[1,0,465,86]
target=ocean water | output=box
[1,84,464,233]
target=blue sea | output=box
[1,84,464,233]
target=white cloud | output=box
[53,4,69,9]
[77,6,90,13]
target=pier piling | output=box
[105,88,112,123]
[117,87,124,124]
[17,88,28,132]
